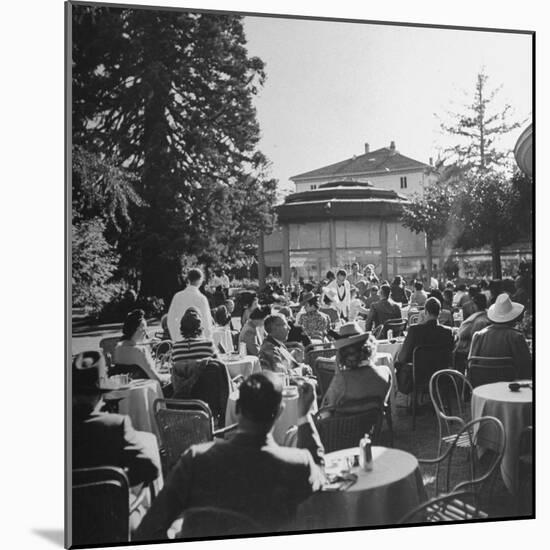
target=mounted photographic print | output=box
[66,0,534,547]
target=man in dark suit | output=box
[364,284,401,333]
[134,372,325,540]
[72,352,160,487]
[397,297,455,364]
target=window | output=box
[310,184,317,190]
[400,176,408,189]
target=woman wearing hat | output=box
[320,323,391,417]
[469,293,532,379]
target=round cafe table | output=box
[297,446,427,529]
[105,379,164,440]
[471,381,532,494]
[220,354,261,379]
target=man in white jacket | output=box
[325,269,351,320]
[167,268,213,341]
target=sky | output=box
[242,17,532,194]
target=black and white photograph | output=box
[63,1,536,548]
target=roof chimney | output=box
[390,141,396,151]
[364,143,369,154]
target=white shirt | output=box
[167,285,213,341]
[210,274,230,290]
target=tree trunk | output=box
[491,242,502,279]
[426,237,433,285]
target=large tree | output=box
[439,69,523,175]
[72,5,276,301]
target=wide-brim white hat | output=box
[333,322,371,349]
[487,293,524,323]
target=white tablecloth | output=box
[220,354,261,379]
[225,389,300,444]
[106,379,163,440]
[297,446,426,529]
[212,327,234,353]
[471,381,532,493]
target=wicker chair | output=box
[153,398,237,477]
[72,466,132,546]
[178,507,263,538]
[312,357,336,399]
[398,490,486,524]
[419,416,506,507]
[313,408,382,453]
[99,337,122,367]
[305,343,337,368]
[410,346,453,429]
[467,356,516,388]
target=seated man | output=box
[364,284,401,334]
[397,297,455,365]
[134,372,325,539]
[469,293,532,380]
[363,285,380,308]
[72,352,160,487]
[238,306,269,356]
[259,314,312,376]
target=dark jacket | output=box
[397,319,455,364]
[365,298,402,331]
[259,335,300,373]
[469,324,532,379]
[72,409,160,487]
[134,424,325,539]
[288,321,312,348]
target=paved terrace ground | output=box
[71,317,530,523]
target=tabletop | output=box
[473,381,532,404]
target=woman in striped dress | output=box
[172,307,218,364]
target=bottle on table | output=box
[359,433,373,471]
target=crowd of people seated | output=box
[73,260,533,543]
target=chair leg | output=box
[385,405,394,447]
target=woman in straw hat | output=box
[469,293,532,379]
[319,323,391,417]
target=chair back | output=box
[99,337,122,366]
[383,318,408,338]
[72,466,130,546]
[305,344,337,368]
[429,369,473,439]
[153,398,213,476]
[413,346,453,388]
[408,312,421,326]
[319,307,340,326]
[435,416,506,499]
[172,359,232,427]
[152,340,173,369]
[109,363,149,380]
[467,356,516,388]
[398,490,481,524]
[314,409,382,453]
[312,357,336,399]
[179,506,262,538]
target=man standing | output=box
[134,372,325,539]
[325,269,351,320]
[167,268,213,341]
[259,314,312,376]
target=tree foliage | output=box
[72,5,277,303]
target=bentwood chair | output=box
[410,346,453,430]
[517,425,533,516]
[313,408,382,453]
[467,356,516,388]
[429,370,474,482]
[398,490,487,524]
[178,507,263,538]
[418,416,505,509]
[72,467,132,546]
[384,318,408,338]
[153,398,237,476]
[305,343,337,368]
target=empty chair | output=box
[313,409,382,453]
[178,506,263,538]
[467,356,516,388]
[305,343,337,368]
[398,490,486,524]
[72,466,131,546]
[418,416,505,507]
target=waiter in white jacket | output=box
[167,268,213,341]
[325,269,351,320]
